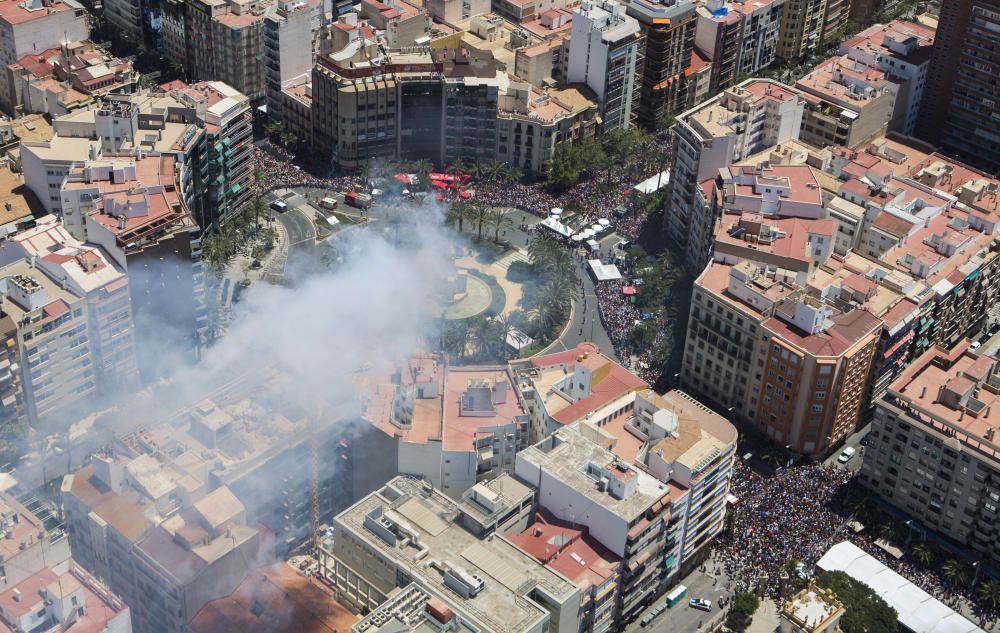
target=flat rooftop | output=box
[517,424,675,521]
[338,477,577,633]
[0,167,40,228]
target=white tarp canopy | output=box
[588,259,622,282]
[817,541,986,633]
[541,216,573,237]
[586,239,600,251]
[550,208,563,215]
[634,171,670,195]
[506,328,534,351]
[598,218,611,226]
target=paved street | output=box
[625,565,733,633]
[823,423,869,473]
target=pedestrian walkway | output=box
[746,599,778,633]
[493,249,530,273]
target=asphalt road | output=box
[625,567,733,633]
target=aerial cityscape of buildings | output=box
[0,0,998,631]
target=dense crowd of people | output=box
[716,460,854,596]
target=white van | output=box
[837,446,857,464]
[269,200,288,213]
[319,197,338,210]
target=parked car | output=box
[689,598,712,612]
[838,446,857,464]
[971,341,983,351]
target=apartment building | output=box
[167,81,254,224]
[497,83,599,174]
[5,41,138,117]
[61,456,270,633]
[190,562,359,633]
[326,475,582,633]
[839,21,936,136]
[183,0,268,102]
[509,342,648,443]
[0,491,132,633]
[424,0,489,24]
[491,0,569,25]
[515,398,737,623]
[776,0,826,61]
[694,0,786,95]
[312,47,502,169]
[567,0,644,132]
[667,79,806,272]
[860,343,1000,564]
[916,0,1000,173]
[362,353,531,499]
[103,0,144,45]
[625,0,696,130]
[819,0,849,42]
[0,0,89,114]
[0,315,23,440]
[0,227,139,428]
[509,509,621,633]
[263,0,322,124]
[795,56,897,150]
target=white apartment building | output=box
[263,0,322,123]
[0,222,138,428]
[327,476,582,633]
[668,79,805,272]
[839,20,936,136]
[0,0,90,114]
[568,0,643,131]
[515,391,737,624]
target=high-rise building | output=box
[515,391,737,622]
[263,0,322,125]
[625,0,697,130]
[0,0,89,114]
[917,0,1000,173]
[184,0,268,103]
[776,0,826,61]
[568,0,644,131]
[312,47,502,170]
[166,81,254,225]
[667,79,805,273]
[838,21,936,136]
[694,0,786,95]
[860,343,1000,565]
[819,0,849,43]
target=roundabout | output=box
[441,271,495,320]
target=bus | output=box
[665,584,687,608]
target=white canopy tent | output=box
[817,541,986,633]
[588,259,622,281]
[633,171,670,195]
[540,216,573,237]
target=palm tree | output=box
[252,168,265,194]
[488,314,514,360]
[911,543,934,568]
[878,521,899,543]
[408,159,433,183]
[488,208,513,243]
[447,200,473,234]
[472,205,491,241]
[249,198,267,226]
[942,559,963,587]
[977,579,1000,609]
[443,321,472,361]
[846,495,870,518]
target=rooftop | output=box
[0,0,80,25]
[796,56,892,108]
[516,424,675,521]
[338,477,577,633]
[0,562,128,633]
[189,563,358,633]
[842,20,936,67]
[0,167,41,228]
[507,509,620,593]
[763,303,882,357]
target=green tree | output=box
[488,208,513,243]
[977,579,1000,609]
[726,592,760,633]
[471,205,491,241]
[815,571,898,633]
[603,126,648,182]
[910,543,934,568]
[447,200,474,233]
